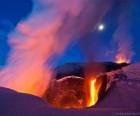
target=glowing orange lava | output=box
[84,76,102,107]
[115,54,129,64]
[88,79,98,106]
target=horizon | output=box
[0,0,140,67]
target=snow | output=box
[0,62,140,116]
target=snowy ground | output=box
[0,62,140,116]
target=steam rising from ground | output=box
[114,0,134,63]
[0,0,112,96]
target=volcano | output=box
[0,62,140,116]
[44,62,140,109]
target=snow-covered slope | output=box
[0,62,140,116]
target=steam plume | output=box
[0,0,112,96]
[114,0,134,63]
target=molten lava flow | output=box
[88,79,98,107]
[84,76,102,107]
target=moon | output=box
[98,24,105,31]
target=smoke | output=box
[113,0,135,63]
[0,0,112,96]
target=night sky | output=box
[0,0,140,66]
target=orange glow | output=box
[84,76,102,107]
[115,54,130,64]
[116,58,126,64]
[88,79,98,106]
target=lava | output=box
[115,54,130,64]
[84,76,103,107]
[88,79,98,107]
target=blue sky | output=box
[0,0,140,66]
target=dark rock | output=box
[54,62,128,79]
